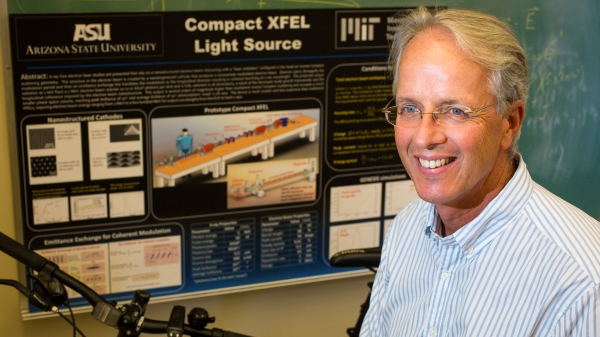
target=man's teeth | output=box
[419,158,453,168]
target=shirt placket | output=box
[425,235,462,337]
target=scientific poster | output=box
[8,7,420,313]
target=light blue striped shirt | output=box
[360,157,600,337]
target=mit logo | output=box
[340,17,381,42]
[73,23,111,42]
[335,10,397,49]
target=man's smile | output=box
[418,157,456,169]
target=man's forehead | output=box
[400,29,465,67]
[398,29,488,85]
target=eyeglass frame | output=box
[381,97,498,128]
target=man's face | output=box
[395,28,515,209]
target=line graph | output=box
[110,191,145,218]
[32,197,70,225]
[71,194,107,220]
[384,180,419,216]
[329,182,382,222]
[329,221,380,258]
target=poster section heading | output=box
[39,227,173,247]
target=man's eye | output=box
[401,105,420,114]
[446,106,466,116]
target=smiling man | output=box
[360,7,600,337]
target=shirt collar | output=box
[423,155,533,254]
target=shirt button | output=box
[428,329,437,337]
[441,272,450,280]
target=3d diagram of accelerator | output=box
[154,115,317,187]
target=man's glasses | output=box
[382,98,497,128]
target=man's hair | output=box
[389,6,529,156]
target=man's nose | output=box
[413,112,446,149]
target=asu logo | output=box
[73,23,111,42]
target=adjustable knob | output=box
[187,307,215,329]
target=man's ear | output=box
[501,100,525,150]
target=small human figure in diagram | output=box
[175,128,193,156]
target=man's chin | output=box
[412,184,456,206]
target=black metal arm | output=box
[0,231,253,337]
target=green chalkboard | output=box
[487,1,600,220]
[6,0,600,221]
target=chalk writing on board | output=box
[500,6,598,185]
[522,16,586,122]
[525,7,538,30]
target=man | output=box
[176,128,194,156]
[360,7,600,337]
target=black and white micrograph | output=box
[110,124,140,142]
[31,156,57,177]
[107,151,141,168]
[28,128,55,150]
